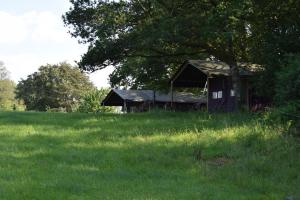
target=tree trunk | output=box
[228,33,241,112]
[230,64,241,111]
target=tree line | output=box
[1,0,299,114]
[0,61,113,113]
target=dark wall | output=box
[208,76,229,112]
[208,76,250,112]
[173,64,207,88]
[102,92,124,106]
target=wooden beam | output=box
[207,77,209,111]
[123,100,127,113]
[246,79,249,111]
[171,62,188,84]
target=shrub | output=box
[77,88,115,113]
[46,107,67,113]
[263,102,300,136]
[275,54,300,105]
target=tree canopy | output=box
[77,88,115,113]
[15,62,95,112]
[0,79,16,110]
[63,0,300,103]
[0,61,24,111]
[0,61,10,80]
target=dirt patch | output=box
[206,157,232,167]
[194,149,233,167]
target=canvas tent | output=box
[170,60,261,112]
[101,89,206,112]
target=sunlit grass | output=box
[0,111,299,199]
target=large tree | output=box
[247,0,300,98]
[15,62,95,112]
[63,0,300,107]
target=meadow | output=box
[0,111,299,199]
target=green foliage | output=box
[46,107,67,113]
[77,88,115,113]
[0,111,299,199]
[263,102,300,137]
[63,0,300,98]
[12,100,26,111]
[63,0,257,88]
[0,80,16,110]
[15,62,95,112]
[0,62,25,111]
[275,54,300,105]
[0,61,10,80]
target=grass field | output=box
[0,111,299,199]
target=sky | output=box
[0,0,113,88]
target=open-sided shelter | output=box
[170,60,260,112]
[101,89,206,112]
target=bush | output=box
[263,102,300,136]
[77,88,115,113]
[12,100,26,111]
[0,80,16,110]
[46,107,67,113]
[275,54,300,105]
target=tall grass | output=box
[0,111,298,199]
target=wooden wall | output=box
[208,76,250,112]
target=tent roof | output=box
[155,91,205,103]
[186,60,259,76]
[102,89,206,106]
[170,60,260,88]
[111,89,153,102]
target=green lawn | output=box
[0,111,299,199]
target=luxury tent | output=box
[170,60,261,112]
[101,89,206,112]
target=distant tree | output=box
[15,62,95,112]
[77,88,115,113]
[0,61,10,80]
[0,80,16,110]
[0,62,24,111]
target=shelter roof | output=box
[102,89,206,105]
[111,89,153,102]
[185,60,260,76]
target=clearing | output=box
[0,111,299,199]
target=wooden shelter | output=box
[170,60,260,112]
[101,89,206,112]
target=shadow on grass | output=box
[0,111,299,199]
[0,111,259,136]
[0,132,298,199]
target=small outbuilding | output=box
[101,89,206,112]
[170,60,261,112]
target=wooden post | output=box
[148,101,151,112]
[123,100,127,113]
[206,77,209,111]
[246,79,249,111]
[153,90,156,107]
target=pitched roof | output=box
[111,89,153,102]
[187,60,260,76]
[102,89,206,105]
